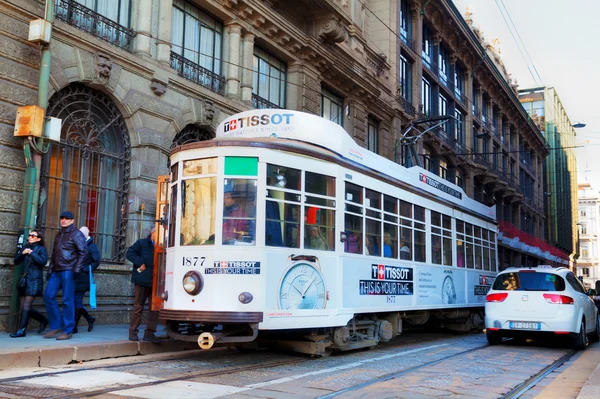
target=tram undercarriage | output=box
[163,308,484,355]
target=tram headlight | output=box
[182,271,203,296]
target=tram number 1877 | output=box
[182,256,206,266]
[386,295,396,304]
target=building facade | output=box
[0,0,569,330]
[519,87,579,264]
[577,182,600,288]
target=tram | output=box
[151,109,498,355]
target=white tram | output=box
[152,109,498,355]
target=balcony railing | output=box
[398,96,415,116]
[170,52,226,96]
[400,34,416,53]
[252,94,282,110]
[55,0,134,51]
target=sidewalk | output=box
[0,324,199,369]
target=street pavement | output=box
[0,324,599,398]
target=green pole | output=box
[9,0,54,332]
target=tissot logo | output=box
[419,173,462,200]
[377,264,385,280]
[223,113,294,132]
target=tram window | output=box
[183,158,218,176]
[306,172,335,196]
[414,230,426,262]
[483,247,490,271]
[265,198,300,248]
[384,195,398,214]
[400,226,412,260]
[431,235,442,264]
[366,209,381,219]
[344,213,363,254]
[490,249,497,272]
[266,164,301,190]
[222,179,257,245]
[400,200,412,218]
[384,214,397,223]
[365,189,381,209]
[431,211,441,227]
[456,220,464,234]
[456,238,465,267]
[475,246,483,270]
[384,224,397,258]
[304,208,335,251]
[365,219,381,256]
[171,162,178,181]
[169,185,177,248]
[443,237,452,266]
[414,205,425,222]
[345,182,362,204]
[465,241,475,269]
[180,177,216,246]
[306,196,335,207]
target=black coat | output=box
[14,242,48,297]
[74,237,101,293]
[50,224,88,273]
[126,237,154,288]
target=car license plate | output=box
[509,321,541,330]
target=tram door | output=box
[152,175,170,311]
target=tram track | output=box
[499,349,577,399]
[316,343,576,399]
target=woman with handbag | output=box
[73,226,100,333]
[11,230,49,337]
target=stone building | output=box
[0,0,568,330]
[577,182,600,288]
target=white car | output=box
[485,266,600,349]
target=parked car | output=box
[485,266,600,349]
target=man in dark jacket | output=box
[126,227,159,343]
[43,211,88,340]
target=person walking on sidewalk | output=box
[73,226,100,333]
[44,211,88,340]
[10,230,49,338]
[126,227,160,344]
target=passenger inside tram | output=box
[222,191,249,244]
[306,226,328,250]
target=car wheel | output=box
[573,320,588,350]
[486,331,502,345]
[590,315,600,343]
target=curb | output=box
[0,339,200,370]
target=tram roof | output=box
[211,109,496,222]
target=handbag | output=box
[17,273,27,290]
[89,265,97,309]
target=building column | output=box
[134,0,152,57]
[225,23,242,99]
[241,32,255,104]
[156,0,173,66]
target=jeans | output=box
[44,270,75,333]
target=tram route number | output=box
[387,295,396,304]
[182,256,206,267]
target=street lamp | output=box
[573,123,586,129]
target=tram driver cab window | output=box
[222,179,257,245]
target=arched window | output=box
[39,84,130,262]
[171,124,214,148]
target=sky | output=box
[451,0,600,189]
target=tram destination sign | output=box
[419,173,462,200]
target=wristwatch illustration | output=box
[278,255,328,310]
[442,275,456,304]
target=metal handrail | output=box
[55,0,134,51]
[170,52,226,95]
[252,94,282,109]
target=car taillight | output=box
[543,294,574,304]
[486,293,508,302]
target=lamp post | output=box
[9,0,54,332]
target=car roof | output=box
[499,266,571,275]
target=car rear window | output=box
[492,271,566,291]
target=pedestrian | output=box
[73,226,100,333]
[43,211,88,340]
[126,227,160,343]
[10,230,49,337]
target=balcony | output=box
[252,94,282,110]
[170,52,226,96]
[55,0,134,51]
[400,34,416,54]
[398,95,415,116]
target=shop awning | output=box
[498,221,570,265]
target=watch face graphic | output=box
[442,275,456,304]
[278,256,327,310]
